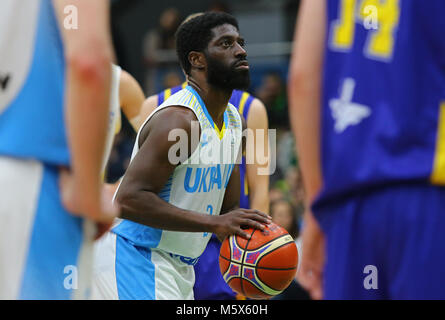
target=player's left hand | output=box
[297,209,325,300]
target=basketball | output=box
[219,222,299,299]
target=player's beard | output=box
[205,54,250,91]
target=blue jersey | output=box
[0,0,68,166]
[157,83,255,209]
[316,0,445,206]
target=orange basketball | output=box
[219,222,298,299]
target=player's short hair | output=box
[175,12,239,76]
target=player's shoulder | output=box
[157,82,188,105]
[140,105,198,142]
[231,89,257,114]
[247,96,266,115]
[245,97,267,129]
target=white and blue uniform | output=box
[0,2,121,300]
[92,85,243,300]
[0,0,95,299]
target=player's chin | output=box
[231,73,250,91]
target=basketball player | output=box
[289,0,445,299]
[0,0,117,299]
[141,80,269,300]
[92,12,271,300]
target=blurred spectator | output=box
[143,7,182,94]
[207,1,231,13]
[162,71,184,90]
[276,130,298,177]
[283,0,301,41]
[269,187,285,204]
[270,199,299,239]
[106,129,135,183]
[256,72,288,129]
[143,7,181,66]
[269,198,309,300]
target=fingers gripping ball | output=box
[219,222,298,299]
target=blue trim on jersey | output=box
[185,85,228,131]
[157,91,165,105]
[19,164,83,299]
[0,0,68,166]
[112,220,163,249]
[169,253,199,266]
[223,110,229,129]
[158,176,173,202]
[115,236,156,300]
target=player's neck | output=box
[188,79,231,129]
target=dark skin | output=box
[115,24,271,240]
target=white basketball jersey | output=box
[112,85,243,259]
[100,64,122,176]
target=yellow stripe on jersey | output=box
[238,92,250,117]
[431,102,445,184]
[164,88,172,101]
[181,82,187,89]
[214,122,226,140]
[244,174,248,196]
[114,109,122,135]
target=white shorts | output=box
[0,156,94,299]
[92,231,195,300]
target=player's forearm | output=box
[120,74,145,132]
[65,54,112,211]
[288,74,322,204]
[288,0,325,205]
[116,189,215,233]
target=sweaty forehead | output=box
[210,24,240,41]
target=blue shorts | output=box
[313,183,445,299]
[0,157,92,299]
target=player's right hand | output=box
[210,209,272,240]
[59,168,120,227]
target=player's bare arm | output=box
[119,70,146,131]
[136,94,158,131]
[288,0,326,300]
[245,98,270,213]
[115,107,270,239]
[53,0,118,223]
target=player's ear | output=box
[188,51,206,71]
